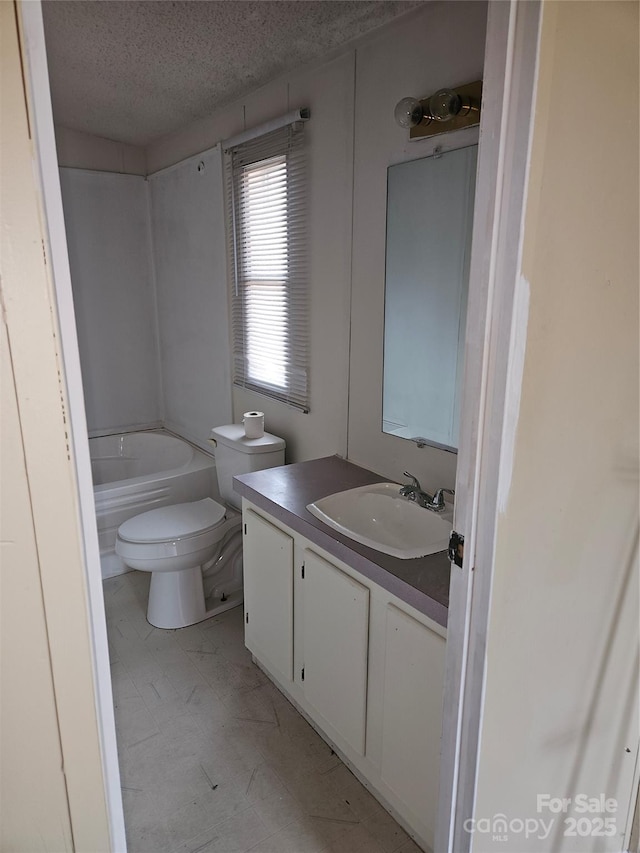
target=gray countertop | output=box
[234,455,451,628]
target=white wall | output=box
[348,0,487,488]
[60,168,162,434]
[1,313,75,852]
[2,6,113,845]
[146,2,487,471]
[148,50,356,462]
[56,124,146,175]
[472,3,639,850]
[148,145,232,450]
[60,2,488,472]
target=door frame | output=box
[17,0,543,850]
[16,3,127,850]
[436,2,543,851]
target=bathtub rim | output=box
[91,428,216,501]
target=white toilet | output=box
[115,425,285,629]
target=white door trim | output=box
[436,2,543,851]
[16,4,127,850]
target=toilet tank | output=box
[210,424,285,510]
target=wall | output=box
[60,168,162,434]
[149,51,355,462]
[1,4,112,846]
[348,0,486,488]
[473,3,639,851]
[56,124,146,174]
[148,145,232,449]
[1,312,74,851]
[146,1,487,471]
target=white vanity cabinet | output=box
[242,500,446,852]
[242,507,294,684]
[379,604,446,827]
[302,549,370,756]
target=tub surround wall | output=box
[148,145,232,452]
[59,169,162,434]
[60,148,232,449]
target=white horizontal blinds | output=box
[227,121,308,411]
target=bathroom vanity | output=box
[234,456,451,852]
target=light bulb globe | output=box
[394,97,423,129]
[428,89,462,122]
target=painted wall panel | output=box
[1,8,112,844]
[473,3,639,850]
[55,125,146,175]
[348,0,487,489]
[1,309,74,853]
[148,145,232,449]
[59,168,161,434]
[231,53,354,460]
[146,2,486,472]
[146,52,353,463]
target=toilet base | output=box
[147,566,242,629]
[203,587,244,622]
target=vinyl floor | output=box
[104,571,423,853]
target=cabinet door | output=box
[243,508,294,683]
[302,550,369,755]
[380,604,445,839]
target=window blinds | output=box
[225,120,308,412]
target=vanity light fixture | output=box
[394,80,482,140]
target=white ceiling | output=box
[42,0,423,147]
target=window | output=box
[226,120,308,411]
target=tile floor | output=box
[105,571,423,853]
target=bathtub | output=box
[90,430,217,578]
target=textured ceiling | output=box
[42,0,423,147]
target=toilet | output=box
[115,425,285,629]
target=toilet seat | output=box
[116,498,227,560]
[119,497,226,543]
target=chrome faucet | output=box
[399,472,454,513]
[430,487,455,512]
[399,472,423,500]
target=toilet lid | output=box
[118,498,225,544]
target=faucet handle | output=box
[402,471,422,491]
[432,487,455,509]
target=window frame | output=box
[225,120,309,412]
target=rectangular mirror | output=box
[382,143,477,452]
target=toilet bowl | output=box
[115,425,286,629]
[116,498,243,628]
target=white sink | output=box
[306,482,452,560]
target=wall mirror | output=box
[382,143,477,452]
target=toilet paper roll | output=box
[243,411,265,439]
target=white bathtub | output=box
[90,430,217,578]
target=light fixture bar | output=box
[223,108,310,152]
[409,81,482,141]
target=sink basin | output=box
[306,482,452,560]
